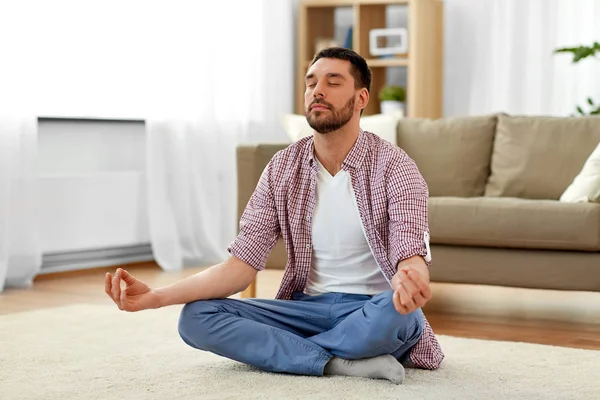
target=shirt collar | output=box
[342,128,367,170]
[306,128,367,171]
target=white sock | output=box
[324,354,405,384]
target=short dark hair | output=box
[310,47,372,93]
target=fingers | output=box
[399,270,419,297]
[392,268,433,315]
[112,270,122,309]
[120,286,129,310]
[119,268,137,286]
[105,273,113,299]
[106,269,134,310]
[406,269,432,301]
[391,272,402,292]
[406,288,426,310]
[393,290,410,314]
[398,282,415,310]
[105,272,121,308]
[398,269,432,300]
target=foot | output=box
[323,354,405,384]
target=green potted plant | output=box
[378,85,406,116]
[554,42,600,115]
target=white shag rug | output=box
[1,304,598,400]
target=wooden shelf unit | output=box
[296,0,443,118]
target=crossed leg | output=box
[177,290,424,383]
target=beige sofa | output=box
[236,114,600,295]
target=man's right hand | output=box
[105,268,161,312]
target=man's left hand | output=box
[391,261,432,315]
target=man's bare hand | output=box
[391,266,432,315]
[104,268,160,312]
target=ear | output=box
[356,88,369,112]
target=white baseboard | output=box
[41,244,154,274]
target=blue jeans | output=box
[178,290,424,376]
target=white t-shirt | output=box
[305,158,391,296]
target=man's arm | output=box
[105,256,259,312]
[387,153,432,314]
[156,154,282,305]
[387,153,431,271]
[105,156,281,312]
[397,255,429,281]
[154,256,258,306]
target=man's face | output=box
[304,58,358,134]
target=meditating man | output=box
[105,47,444,384]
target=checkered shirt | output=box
[228,129,444,370]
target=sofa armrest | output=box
[236,143,289,275]
[236,143,288,222]
[236,143,289,298]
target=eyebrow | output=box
[305,72,347,81]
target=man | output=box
[105,47,444,384]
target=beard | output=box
[305,95,355,134]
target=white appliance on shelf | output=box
[369,28,409,56]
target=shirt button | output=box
[306,244,311,249]
[306,216,311,221]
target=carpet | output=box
[1,304,598,400]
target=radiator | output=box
[41,244,154,274]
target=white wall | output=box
[442,0,600,117]
[38,119,152,272]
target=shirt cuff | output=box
[393,231,433,268]
[227,235,270,272]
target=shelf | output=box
[304,57,408,69]
[296,0,443,118]
[301,0,409,6]
[366,58,409,67]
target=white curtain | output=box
[444,0,600,116]
[146,0,294,270]
[0,116,42,292]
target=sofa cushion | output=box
[396,114,497,197]
[485,114,600,200]
[280,113,399,145]
[429,197,600,251]
[560,140,600,203]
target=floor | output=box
[2,261,599,351]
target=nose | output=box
[313,80,326,98]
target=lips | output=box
[311,104,329,110]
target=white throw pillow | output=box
[560,140,600,203]
[360,113,401,145]
[280,113,400,145]
[280,114,313,142]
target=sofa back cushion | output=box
[429,196,600,251]
[396,114,498,197]
[485,115,600,199]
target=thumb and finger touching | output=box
[119,269,137,286]
[392,268,433,314]
[393,290,409,314]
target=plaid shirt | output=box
[228,129,444,370]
